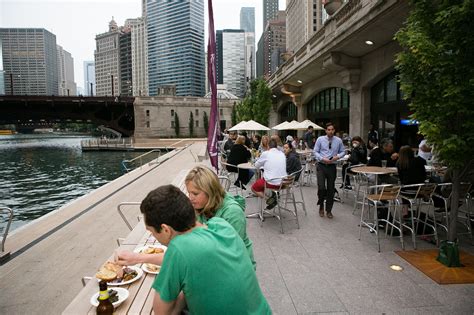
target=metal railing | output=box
[117,202,142,230]
[121,148,170,172]
[80,137,133,150]
[1,207,13,253]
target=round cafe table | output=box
[351,165,397,186]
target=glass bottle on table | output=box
[97,280,114,315]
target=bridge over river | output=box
[0,95,135,136]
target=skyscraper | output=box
[94,19,121,96]
[263,0,279,29]
[0,28,58,95]
[119,25,132,96]
[240,7,255,33]
[147,0,205,96]
[217,30,246,98]
[128,17,148,96]
[83,61,96,96]
[57,45,77,96]
[263,11,286,78]
[286,0,324,53]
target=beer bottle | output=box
[97,280,114,315]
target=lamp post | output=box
[9,73,13,95]
[110,74,114,96]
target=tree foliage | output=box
[174,112,180,137]
[203,111,209,136]
[236,79,272,126]
[189,111,194,137]
[395,0,474,242]
[231,104,237,126]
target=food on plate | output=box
[145,263,161,273]
[142,247,164,254]
[97,289,119,304]
[121,267,138,282]
[96,261,124,281]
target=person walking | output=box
[313,122,345,218]
[303,126,315,149]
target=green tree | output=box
[174,112,180,137]
[231,104,237,126]
[203,111,209,136]
[236,79,272,126]
[189,111,194,137]
[395,0,474,261]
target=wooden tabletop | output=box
[62,222,160,315]
[351,165,398,175]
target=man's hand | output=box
[391,153,399,160]
[115,251,165,266]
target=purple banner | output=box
[207,0,218,171]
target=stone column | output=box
[292,94,305,138]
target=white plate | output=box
[133,244,167,254]
[97,265,143,286]
[142,263,161,274]
[90,287,129,308]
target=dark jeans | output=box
[317,163,337,212]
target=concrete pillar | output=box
[348,87,371,140]
[292,94,306,137]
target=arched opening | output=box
[279,101,298,122]
[370,71,416,149]
[306,87,350,134]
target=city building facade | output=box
[263,0,279,29]
[268,0,414,148]
[244,32,256,86]
[128,17,148,96]
[57,45,77,96]
[134,94,237,138]
[240,7,255,33]
[286,0,325,53]
[0,28,58,95]
[83,61,96,96]
[217,30,246,98]
[119,26,132,96]
[94,19,121,96]
[146,0,205,96]
[263,11,286,78]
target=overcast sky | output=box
[1,0,286,91]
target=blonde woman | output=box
[116,166,256,268]
[185,166,256,268]
[258,135,270,153]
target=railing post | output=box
[1,207,13,263]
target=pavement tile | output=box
[335,285,403,313]
[418,283,474,311]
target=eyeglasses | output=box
[329,142,332,150]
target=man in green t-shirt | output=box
[140,184,271,315]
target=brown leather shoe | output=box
[319,208,324,217]
[326,212,333,219]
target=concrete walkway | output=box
[1,148,473,314]
[246,183,474,314]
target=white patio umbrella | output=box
[293,119,324,130]
[284,120,301,130]
[240,120,270,131]
[272,121,290,130]
[228,121,248,131]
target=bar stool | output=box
[359,184,402,252]
[398,183,438,249]
[262,174,299,233]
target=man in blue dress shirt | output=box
[313,122,346,218]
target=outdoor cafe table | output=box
[62,221,161,315]
[351,165,398,186]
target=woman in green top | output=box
[116,166,256,269]
[185,166,256,268]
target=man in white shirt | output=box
[251,139,287,209]
[418,139,432,161]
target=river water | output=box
[0,134,156,233]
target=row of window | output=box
[307,87,350,114]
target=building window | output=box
[171,121,175,128]
[195,109,199,116]
[219,108,223,116]
[195,120,199,127]
[146,110,150,117]
[146,121,150,128]
[308,87,350,114]
[171,109,174,117]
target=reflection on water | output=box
[0,134,155,232]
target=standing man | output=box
[367,123,379,149]
[313,122,345,218]
[303,126,316,149]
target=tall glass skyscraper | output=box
[147,0,205,96]
[240,7,255,33]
